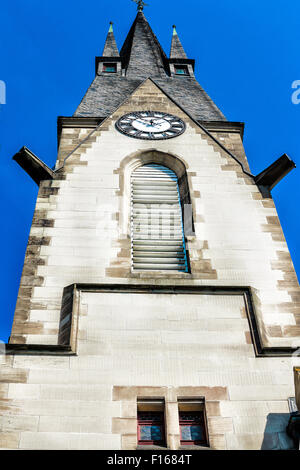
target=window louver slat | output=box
[131,164,188,272]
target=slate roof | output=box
[74,12,226,121]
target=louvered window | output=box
[131,164,188,272]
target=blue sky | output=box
[0,0,299,341]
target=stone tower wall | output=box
[1,80,299,450]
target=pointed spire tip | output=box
[102,20,119,57]
[170,24,187,59]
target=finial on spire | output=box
[172,25,177,36]
[132,0,148,12]
[109,21,113,33]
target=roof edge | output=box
[149,78,254,178]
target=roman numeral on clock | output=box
[134,130,143,137]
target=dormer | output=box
[169,25,195,78]
[95,22,122,76]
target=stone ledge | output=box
[136,445,169,451]
[5,344,76,356]
[179,445,212,451]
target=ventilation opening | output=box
[103,63,117,73]
[174,65,189,76]
[131,163,188,272]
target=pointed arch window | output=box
[131,164,188,272]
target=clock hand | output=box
[134,118,164,129]
[138,119,157,128]
[136,119,158,127]
[135,119,148,125]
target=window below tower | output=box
[178,399,209,447]
[174,65,189,76]
[131,164,188,272]
[103,63,117,73]
[137,399,166,447]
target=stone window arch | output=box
[118,150,194,273]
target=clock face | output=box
[115,111,186,140]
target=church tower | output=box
[2,6,300,450]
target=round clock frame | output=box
[115,111,186,140]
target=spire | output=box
[102,22,119,57]
[120,11,168,79]
[170,25,187,59]
[75,12,227,122]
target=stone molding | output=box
[112,385,228,450]
[57,283,299,357]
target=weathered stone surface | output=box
[0,432,20,449]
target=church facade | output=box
[1,9,300,450]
